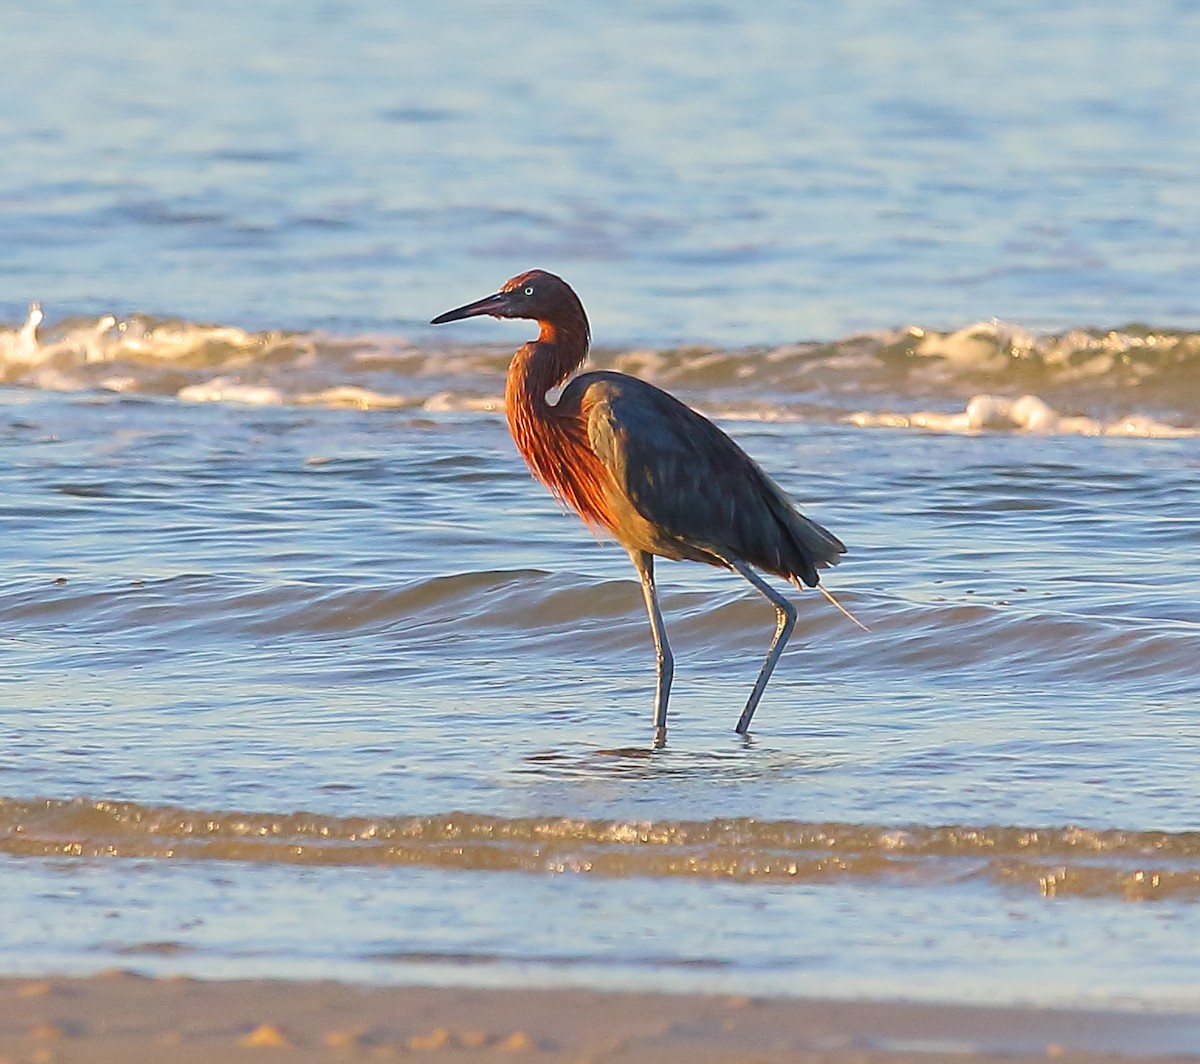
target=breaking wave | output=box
[2,307,1199,435]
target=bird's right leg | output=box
[629,550,673,746]
[724,558,797,735]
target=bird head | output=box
[430,269,580,326]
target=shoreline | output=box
[1,973,1197,1063]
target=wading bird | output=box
[432,270,860,744]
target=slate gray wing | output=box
[578,371,845,585]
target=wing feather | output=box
[576,372,845,584]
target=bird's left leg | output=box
[722,558,797,735]
[629,550,673,746]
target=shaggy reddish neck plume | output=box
[504,297,616,531]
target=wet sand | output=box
[0,973,1196,1063]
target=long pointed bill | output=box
[430,291,511,325]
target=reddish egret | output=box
[432,270,860,744]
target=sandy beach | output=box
[0,973,1196,1064]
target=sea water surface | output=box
[1,0,1199,1015]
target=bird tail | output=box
[791,513,847,567]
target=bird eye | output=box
[524,286,535,296]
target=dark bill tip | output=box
[430,291,510,325]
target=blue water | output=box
[1,0,1199,1015]
[5,1,1200,341]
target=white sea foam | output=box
[178,377,284,405]
[848,394,1198,438]
[2,308,1199,433]
[296,386,414,410]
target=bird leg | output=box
[724,558,797,735]
[629,550,673,746]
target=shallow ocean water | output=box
[1,0,1199,1014]
[1,390,1198,1006]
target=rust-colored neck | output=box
[504,307,615,530]
[504,302,591,418]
